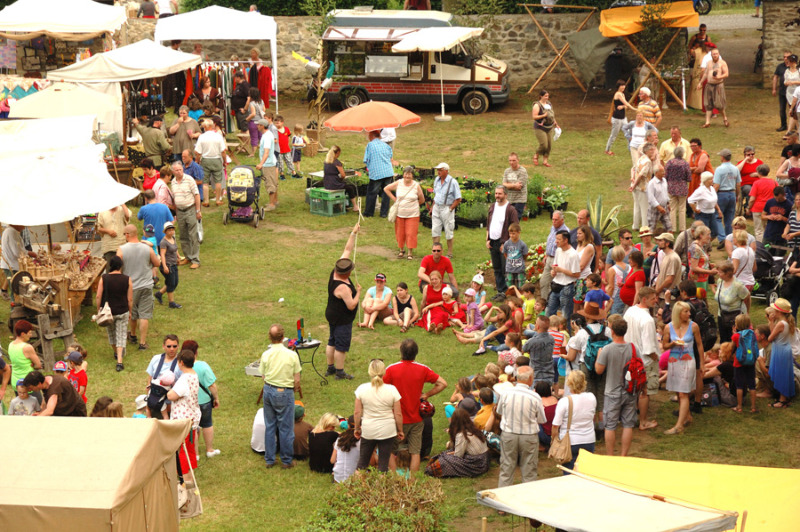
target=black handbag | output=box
[550,281,564,294]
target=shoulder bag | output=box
[94,302,114,327]
[388,182,418,223]
[548,396,573,465]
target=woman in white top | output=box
[167,350,201,475]
[785,55,800,132]
[354,359,403,472]
[331,419,361,483]
[572,225,595,312]
[359,273,393,329]
[731,229,756,290]
[425,408,489,478]
[688,171,725,241]
[724,216,757,257]
[552,370,597,473]
[384,166,424,260]
[624,112,650,166]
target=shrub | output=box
[303,469,446,532]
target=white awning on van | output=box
[323,26,419,42]
[391,26,483,53]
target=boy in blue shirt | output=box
[583,273,610,312]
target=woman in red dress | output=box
[418,271,449,333]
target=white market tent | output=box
[154,5,280,110]
[0,0,126,40]
[391,26,483,120]
[0,116,139,226]
[0,417,190,531]
[47,39,203,83]
[9,82,120,136]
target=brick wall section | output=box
[763,1,800,87]
[121,13,600,97]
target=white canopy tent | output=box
[9,82,121,138]
[0,0,126,40]
[47,40,203,83]
[0,116,139,227]
[154,5,280,110]
[392,26,483,121]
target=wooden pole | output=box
[624,36,684,107]
[122,82,128,159]
[635,28,683,92]
[524,5,596,93]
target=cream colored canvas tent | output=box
[0,417,191,531]
[0,0,125,41]
[477,451,800,531]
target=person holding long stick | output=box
[325,222,362,380]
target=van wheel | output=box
[461,90,489,115]
[340,89,367,109]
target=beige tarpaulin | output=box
[0,417,191,532]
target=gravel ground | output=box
[693,12,763,31]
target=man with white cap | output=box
[430,162,461,258]
[652,232,681,298]
[637,87,662,128]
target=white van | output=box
[322,8,510,114]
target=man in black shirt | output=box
[324,223,361,380]
[773,51,792,132]
[780,130,799,167]
[231,72,251,132]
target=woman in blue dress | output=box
[662,301,704,434]
[767,298,797,408]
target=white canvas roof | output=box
[392,26,484,53]
[0,116,139,226]
[0,0,126,40]
[47,40,202,83]
[477,473,738,532]
[323,27,420,42]
[154,6,279,105]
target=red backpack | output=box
[623,344,646,395]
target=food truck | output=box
[322,8,509,114]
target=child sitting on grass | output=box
[9,381,40,415]
[454,288,483,332]
[510,282,537,330]
[454,304,511,350]
[331,416,360,483]
[309,413,340,474]
[394,449,412,479]
[497,332,522,366]
[470,274,491,315]
[450,377,473,403]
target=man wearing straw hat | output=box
[325,222,362,381]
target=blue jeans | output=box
[263,384,295,466]
[717,191,736,236]
[562,442,595,474]
[538,426,552,447]
[364,176,393,218]
[609,293,627,316]
[483,324,507,351]
[546,282,576,325]
[489,239,507,293]
[695,212,725,241]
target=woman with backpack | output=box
[661,302,704,434]
[566,305,611,430]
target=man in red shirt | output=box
[747,164,776,242]
[417,242,459,294]
[383,339,447,472]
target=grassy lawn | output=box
[2,83,798,531]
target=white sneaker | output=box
[206,449,221,458]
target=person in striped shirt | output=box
[495,366,546,488]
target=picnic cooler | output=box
[309,188,347,217]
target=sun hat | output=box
[655,232,675,242]
[163,221,175,231]
[577,301,607,321]
[472,273,485,285]
[135,394,148,410]
[771,298,792,314]
[638,226,652,237]
[465,288,477,297]
[434,162,450,170]
[335,258,354,274]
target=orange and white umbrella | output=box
[323,101,420,132]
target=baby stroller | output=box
[751,242,789,304]
[223,166,264,228]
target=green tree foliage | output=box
[181,0,389,17]
[635,0,686,71]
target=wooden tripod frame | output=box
[521,4,598,94]
[625,27,685,107]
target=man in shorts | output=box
[430,163,461,258]
[595,317,638,456]
[324,223,362,380]
[256,119,278,211]
[383,339,447,473]
[117,225,160,350]
[194,118,227,206]
[623,286,660,431]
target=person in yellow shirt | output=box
[659,126,692,164]
[259,323,302,469]
[473,387,495,431]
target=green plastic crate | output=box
[309,188,346,201]
[310,196,347,217]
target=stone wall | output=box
[762,1,800,87]
[120,13,601,98]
